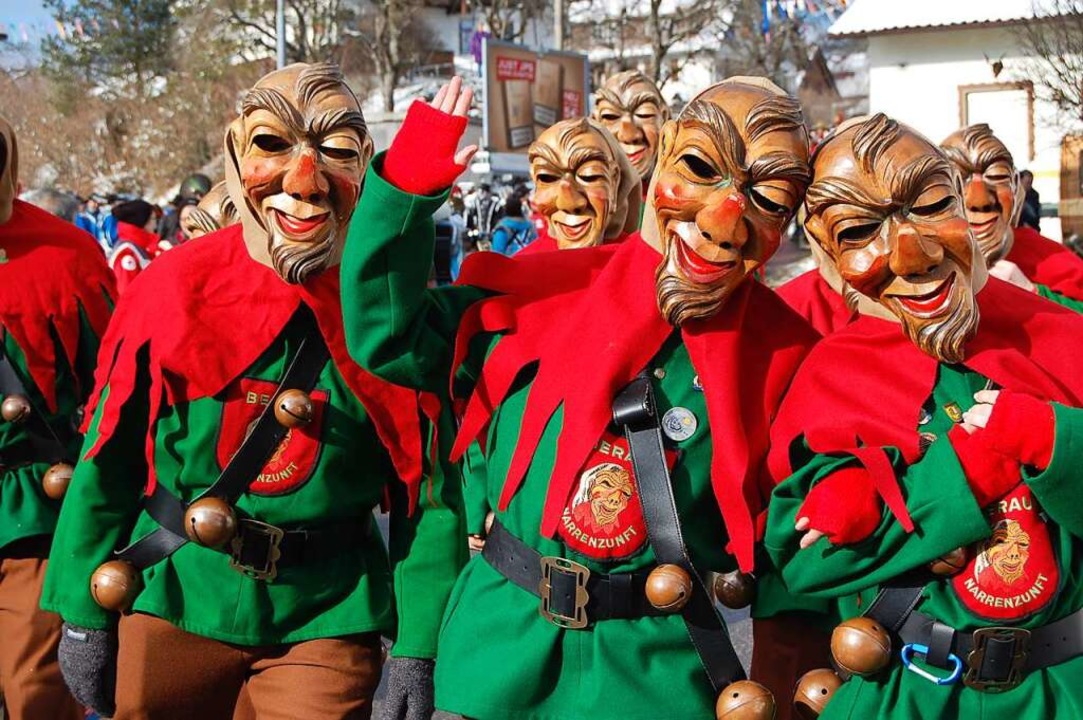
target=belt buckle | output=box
[964,627,1031,692]
[538,556,591,629]
[229,519,284,582]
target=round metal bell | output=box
[715,680,776,720]
[1,394,31,424]
[645,563,693,612]
[184,496,238,549]
[90,560,142,612]
[793,668,842,719]
[41,462,74,500]
[929,547,968,576]
[273,389,314,428]
[830,617,891,676]
[714,570,756,609]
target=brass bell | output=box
[273,389,313,428]
[184,496,238,549]
[830,617,891,676]
[793,668,842,719]
[41,462,74,500]
[90,560,142,612]
[645,563,693,612]
[1,394,31,423]
[714,569,756,609]
[716,680,776,720]
[929,547,968,576]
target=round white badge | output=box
[662,407,697,442]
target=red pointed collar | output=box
[452,237,816,571]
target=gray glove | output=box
[380,657,435,720]
[57,622,117,717]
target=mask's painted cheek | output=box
[241,157,283,197]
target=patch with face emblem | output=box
[558,430,675,561]
[217,378,328,496]
[951,485,1059,621]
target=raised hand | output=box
[384,76,478,196]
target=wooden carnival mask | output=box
[804,114,986,363]
[181,181,238,240]
[592,70,669,182]
[940,124,1024,264]
[225,63,373,283]
[642,77,810,327]
[528,118,640,249]
[0,116,19,226]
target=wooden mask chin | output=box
[224,62,373,283]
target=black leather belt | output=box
[482,519,666,625]
[897,608,1083,691]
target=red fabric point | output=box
[1009,227,1083,301]
[0,200,115,412]
[770,277,1083,537]
[981,389,1055,470]
[83,225,425,507]
[948,425,1022,508]
[452,237,817,572]
[775,269,855,336]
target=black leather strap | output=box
[613,375,745,691]
[0,340,74,464]
[898,608,1083,674]
[481,519,666,620]
[864,582,925,633]
[116,308,329,570]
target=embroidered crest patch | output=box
[557,430,674,561]
[951,485,1059,621]
[217,378,327,496]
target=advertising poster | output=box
[483,40,590,170]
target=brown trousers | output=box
[115,614,383,720]
[0,538,83,720]
[750,614,833,720]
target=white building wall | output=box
[867,27,1063,238]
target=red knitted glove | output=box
[948,425,1022,507]
[383,100,469,196]
[797,467,882,545]
[981,390,1055,470]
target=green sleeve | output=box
[40,380,150,629]
[461,441,490,536]
[387,406,467,658]
[341,154,485,392]
[1023,403,1083,536]
[1035,283,1083,313]
[765,437,990,598]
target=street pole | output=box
[276,0,286,69]
[554,0,564,50]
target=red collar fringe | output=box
[83,225,428,512]
[0,200,115,410]
[776,269,855,337]
[452,237,817,571]
[1010,227,1083,301]
[769,277,1083,533]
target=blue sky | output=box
[1,1,56,43]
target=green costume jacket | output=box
[0,200,114,552]
[341,158,817,720]
[41,226,464,658]
[767,294,1083,719]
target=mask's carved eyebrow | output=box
[529,141,565,173]
[747,151,810,187]
[805,175,890,216]
[890,153,956,207]
[307,107,367,138]
[241,87,305,136]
